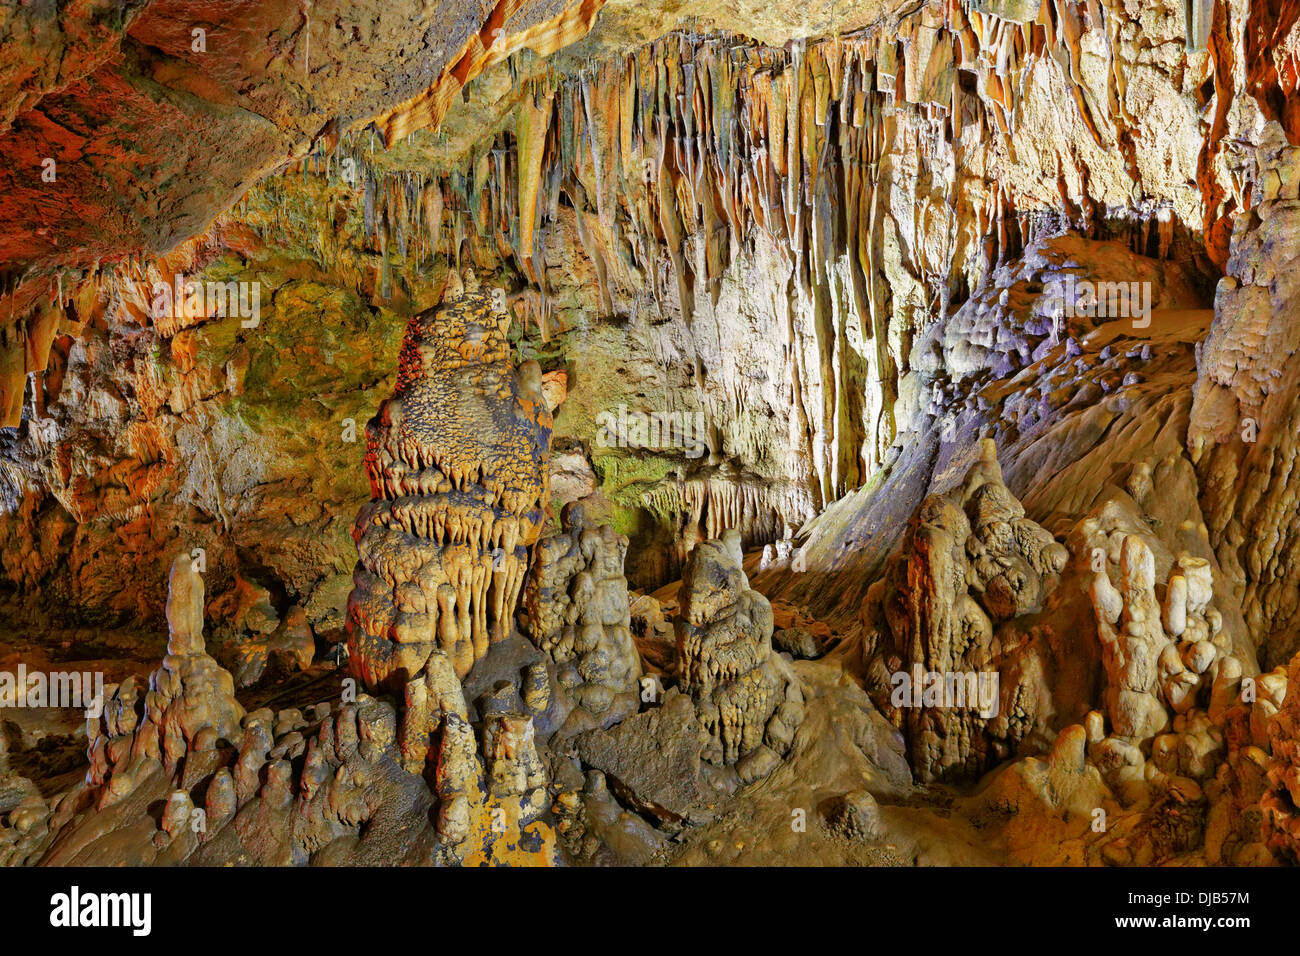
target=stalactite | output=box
[192,0,1231,564]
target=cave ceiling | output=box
[0,0,903,281]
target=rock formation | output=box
[520,501,642,734]
[0,0,1260,616]
[675,530,805,783]
[1087,536,1237,794]
[5,0,1300,880]
[861,439,1069,783]
[0,726,47,867]
[89,552,245,806]
[27,552,559,866]
[347,268,552,689]
[1191,134,1300,670]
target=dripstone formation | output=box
[521,502,642,736]
[13,275,568,866]
[1088,538,1237,794]
[22,551,559,866]
[862,440,1070,784]
[348,268,553,690]
[675,530,805,783]
[90,552,246,806]
[11,0,1300,875]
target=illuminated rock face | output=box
[347,269,552,690]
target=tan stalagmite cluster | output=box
[1087,537,1237,792]
[88,553,245,806]
[1057,459,1252,807]
[675,530,805,783]
[347,268,553,689]
[1062,481,1300,865]
[483,712,548,800]
[395,647,552,853]
[31,554,559,866]
[67,555,413,864]
[521,502,643,734]
[862,439,1069,783]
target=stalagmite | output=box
[347,268,552,689]
[521,502,643,734]
[675,530,805,783]
[860,440,1069,784]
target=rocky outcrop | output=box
[0,0,620,280]
[347,269,552,689]
[573,691,731,827]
